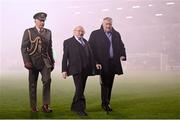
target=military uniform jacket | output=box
[21,27,55,70]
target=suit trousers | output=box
[100,58,115,106]
[71,67,88,112]
[28,65,51,107]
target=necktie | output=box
[40,29,44,33]
[79,38,85,46]
[106,32,113,58]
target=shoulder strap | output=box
[27,29,38,43]
[27,29,41,55]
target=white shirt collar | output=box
[74,36,81,40]
[74,36,85,44]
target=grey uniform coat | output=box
[21,27,54,70]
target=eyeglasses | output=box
[74,30,84,32]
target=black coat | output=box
[62,36,95,76]
[89,26,126,75]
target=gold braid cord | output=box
[27,29,41,56]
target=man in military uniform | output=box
[21,12,55,113]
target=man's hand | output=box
[96,64,102,70]
[62,72,67,79]
[120,56,126,61]
[24,62,33,70]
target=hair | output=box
[103,17,113,22]
[73,25,85,34]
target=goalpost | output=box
[125,53,169,72]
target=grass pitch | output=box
[0,71,180,119]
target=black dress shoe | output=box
[107,104,112,111]
[31,106,38,112]
[42,104,53,113]
[71,110,88,116]
[76,111,88,116]
[102,104,113,113]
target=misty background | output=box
[0,0,180,74]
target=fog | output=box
[0,0,180,73]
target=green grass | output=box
[0,72,180,119]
